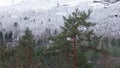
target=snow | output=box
[0,0,120,37]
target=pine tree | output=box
[49,9,103,68]
[117,38,120,46]
[0,32,3,45]
[15,27,35,68]
[111,38,117,46]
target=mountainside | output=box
[0,0,120,37]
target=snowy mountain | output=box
[0,0,120,37]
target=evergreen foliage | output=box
[14,27,35,68]
[0,32,3,45]
[111,38,117,46]
[117,38,120,46]
[0,9,116,68]
[48,9,102,68]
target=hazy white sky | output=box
[0,0,26,6]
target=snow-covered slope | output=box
[0,0,120,37]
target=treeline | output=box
[0,9,119,68]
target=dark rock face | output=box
[104,0,120,3]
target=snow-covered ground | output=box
[0,0,120,37]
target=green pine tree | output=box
[111,38,117,46]
[48,9,103,68]
[0,32,3,45]
[117,38,120,46]
[15,27,35,68]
